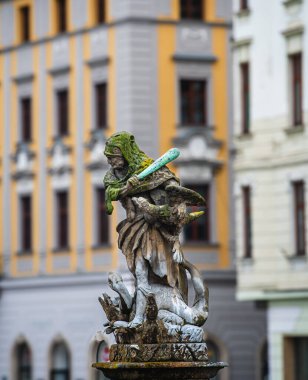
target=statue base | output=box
[92,361,227,379]
[110,343,209,362]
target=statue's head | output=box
[104,131,152,175]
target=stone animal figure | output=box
[101,131,208,340]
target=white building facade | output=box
[233,0,308,379]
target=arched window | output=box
[16,342,32,380]
[207,339,220,380]
[95,341,109,380]
[50,342,70,380]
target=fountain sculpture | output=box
[92,131,227,379]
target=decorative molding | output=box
[232,38,253,50]
[84,129,107,151]
[48,137,72,156]
[236,9,251,18]
[48,166,73,176]
[282,25,304,38]
[48,64,71,76]
[0,19,232,55]
[283,0,303,7]
[86,56,110,67]
[11,142,35,181]
[173,127,222,149]
[172,54,217,64]
[11,142,36,162]
[13,73,34,84]
[174,158,223,170]
[284,125,305,135]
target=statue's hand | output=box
[126,175,141,190]
[119,175,140,197]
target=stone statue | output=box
[99,131,209,347]
[93,132,227,378]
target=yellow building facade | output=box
[0,1,266,379]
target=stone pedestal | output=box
[92,361,227,380]
[93,343,227,379]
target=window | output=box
[284,337,308,380]
[21,97,32,142]
[180,0,203,20]
[20,195,32,252]
[19,6,31,42]
[16,342,32,380]
[96,188,109,245]
[50,343,70,380]
[95,83,107,129]
[56,89,69,136]
[96,0,106,24]
[240,62,250,134]
[56,191,69,249]
[184,184,210,243]
[180,79,207,126]
[242,186,252,258]
[290,52,303,126]
[56,0,67,33]
[293,181,306,256]
[239,0,249,11]
[293,337,308,380]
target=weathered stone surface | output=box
[92,361,228,380]
[101,132,209,337]
[109,343,208,363]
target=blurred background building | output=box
[233,0,308,379]
[0,1,268,380]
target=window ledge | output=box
[91,244,112,251]
[284,125,305,135]
[183,241,220,249]
[235,132,253,140]
[177,124,215,130]
[52,247,71,254]
[16,250,33,256]
[236,8,251,17]
[238,257,254,268]
[283,0,302,7]
[287,253,306,261]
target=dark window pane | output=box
[57,0,67,33]
[180,79,206,126]
[293,181,306,256]
[21,97,32,142]
[242,186,252,258]
[180,0,203,20]
[184,184,209,242]
[96,188,109,244]
[240,0,248,10]
[56,191,69,249]
[20,6,30,42]
[51,343,70,380]
[261,342,269,380]
[57,89,69,136]
[294,338,308,380]
[21,195,32,251]
[290,53,303,126]
[95,83,107,129]
[240,62,250,134]
[17,343,32,380]
[97,0,106,23]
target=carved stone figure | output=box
[99,131,209,347]
[93,132,228,379]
